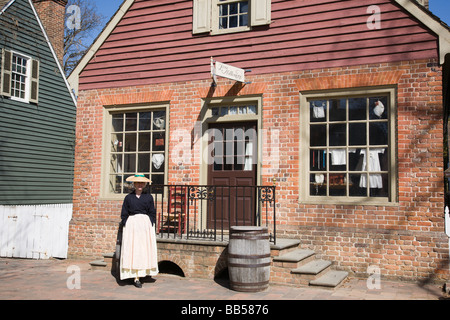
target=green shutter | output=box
[1,49,12,97]
[29,58,39,103]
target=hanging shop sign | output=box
[211,58,249,84]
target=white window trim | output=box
[9,51,31,104]
[193,0,271,35]
[211,0,251,35]
[299,87,398,206]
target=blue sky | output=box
[90,0,450,42]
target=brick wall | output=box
[69,58,449,281]
[32,0,67,65]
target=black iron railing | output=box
[149,185,276,244]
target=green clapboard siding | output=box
[0,0,76,205]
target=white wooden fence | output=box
[0,204,72,259]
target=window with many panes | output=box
[11,53,29,100]
[301,88,396,204]
[192,0,271,35]
[108,109,167,195]
[218,0,249,30]
[1,50,39,103]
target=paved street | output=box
[0,257,447,302]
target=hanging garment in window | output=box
[359,148,385,188]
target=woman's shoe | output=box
[134,279,142,288]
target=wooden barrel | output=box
[228,226,271,292]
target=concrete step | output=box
[291,259,331,275]
[89,259,107,270]
[273,249,315,263]
[90,253,115,271]
[309,270,349,288]
[270,239,301,257]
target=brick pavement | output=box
[0,257,447,303]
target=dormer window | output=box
[218,0,249,30]
[193,0,271,35]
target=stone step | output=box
[89,259,107,270]
[309,270,349,288]
[273,249,315,263]
[291,259,331,275]
[270,239,301,257]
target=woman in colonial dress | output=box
[120,174,159,288]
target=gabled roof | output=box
[68,0,134,95]
[397,0,450,64]
[0,0,13,12]
[68,0,450,95]
[1,0,77,105]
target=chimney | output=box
[32,0,68,65]
[416,0,429,9]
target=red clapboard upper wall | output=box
[78,0,439,90]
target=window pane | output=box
[369,122,388,146]
[310,149,327,171]
[111,133,123,152]
[153,111,166,130]
[220,3,228,15]
[110,175,122,194]
[310,174,326,196]
[329,149,346,171]
[125,113,137,131]
[240,1,248,12]
[369,97,388,120]
[124,154,136,172]
[310,125,326,147]
[151,174,164,186]
[349,174,366,197]
[110,153,123,174]
[123,176,133,194]
[229,15,238,28]
[349,98,366,120]
[152,132,165,151]
[349,149,362,171]
[138,153,150,172]
[329,174,346,196]
[329,123,346,146]
[112,114,124,132]
[125,133,137,152]
[220,17,227,29]
[138,132,150,151]
[152,153,165,172]
[310,100,327,122]
[349,123,366,146]
[329,99,346,122]
[230,3,238,14]
[369,174,388,197]
[139,112,152,130]
[239,13,248,26]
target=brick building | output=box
[68,0,450,282]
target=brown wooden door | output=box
[207,122,257,229]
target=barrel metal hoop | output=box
[230,280,270,287]
[228,253,271,259]
[228,262,271,268]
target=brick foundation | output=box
[69,58,449,282]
